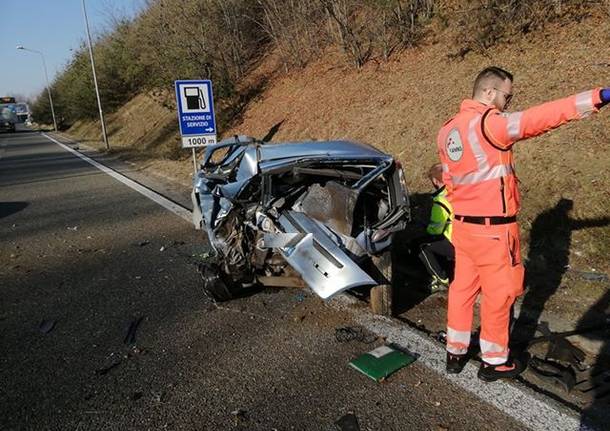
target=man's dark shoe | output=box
[477,356,526,382]
[446,352,468,374]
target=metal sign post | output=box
[174,80,217,174]
[82,0,109,150]
[192,148,198,173]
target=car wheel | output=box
[199,263,236,302]
[370,250,393,316]
[198,263,260,302]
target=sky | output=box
[0,0,145,101]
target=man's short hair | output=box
[428,163,443,182]
[473,66,513,98]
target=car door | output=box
[270,210,376,299]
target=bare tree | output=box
[256,0,327,70]
[322,0,372,68]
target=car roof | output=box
[258,140,390,162]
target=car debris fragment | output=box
[568,270,609,283]
[529,322,586,369]
[38,319,56,334]
[335,413,360,431]
[529,356,576,392]
[124,316,144,345]
[230,408,249,424]
[95,357,121,376]
[335,325,377,344]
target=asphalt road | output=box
[0,129,526,430]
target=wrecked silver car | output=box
[192,135,410,303]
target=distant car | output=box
[191,136,411,307]
[0,104,17,133]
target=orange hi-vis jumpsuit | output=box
[437,89,602,365]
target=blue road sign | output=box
[174,80,217,148]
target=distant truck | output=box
[0,97,18,133]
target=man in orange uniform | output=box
[437,66,609,381]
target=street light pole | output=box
[82,0,109,150]
[16,46,58,132]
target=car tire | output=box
[370,250,393,316]
[198,263,260,302]
[199,263,234,302]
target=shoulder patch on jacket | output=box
[446,128,463,161]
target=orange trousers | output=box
[446,219,525,365]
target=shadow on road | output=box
[0,202,28,219]
[390,192,439,315]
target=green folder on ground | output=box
[349,345,416,382]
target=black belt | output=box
[455,215,517,225]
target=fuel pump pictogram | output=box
[184,87,206,110]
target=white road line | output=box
[41,133,193,224]
[330,295,592,431]
[41,132,594,431]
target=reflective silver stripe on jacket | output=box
[451,163,514,185]
[506,111,523,140]
[468,116,488,171]
[575,90,595,118]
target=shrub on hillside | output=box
[30,88,56,126]
[257,0,327,70]
[127,0,261,96]
[362,0,436,61]
[30,46,96,126]
[454,0,597,53]
[258,0,436,69]
[95,20,144,112]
